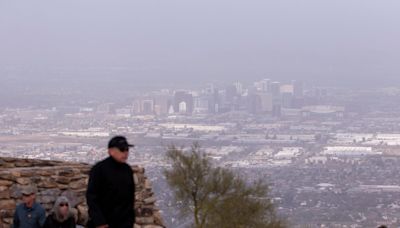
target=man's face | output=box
[109,147,129,163]
[22,193,35,207]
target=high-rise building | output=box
[280,84,294,94]
[178,101,187,113]
[205,83,215,95]
[258,93,273,112]
[132,100,141,114]
[253,79,271,92]
[247,94,262,114]
[281,92,294,108]
[253,81,262,91]
[207,90,220,114]
[193,95,209,114]
[271,81,281,97]
[292,80,304,98]
[260,78,271,92]
[234,81,243,95]
[225,85,237,103]
[291,80,304,108]
[141,99,155,114]
[153,94,172,115]
[280,84,294,108]
[173,91,194,114]
[272,104,282,117]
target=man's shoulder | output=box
[123,163,133,172]
[91,157,109,170]
[15,203,24,211]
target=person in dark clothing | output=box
[13,185,46,228]
[86,136,135,228]
[43,196,76,228]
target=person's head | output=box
[53,196,72,222]
[21,186,37,208]
[107,136,134,163]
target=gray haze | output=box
[1,0,400,87]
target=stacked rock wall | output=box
[0,157,164,228]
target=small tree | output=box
[164,143,285,228]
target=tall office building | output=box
[208,90,220,114]
[141,99,155,114]
[225,85,238,103]
[247,94,262,114]
[292,80,304,98]
[281,92,294,108]
[193,95,209,114]
[280,84,294,108]
[272,104,282,117]
[258,93,274,112]
[173,91,194,114]
[271,81,281,97]
[260,78,271,92]
[234,81,243,95]
[153,94,172,115]
[292,80,304,108]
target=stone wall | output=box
[0,157,165,228]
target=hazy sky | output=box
[1,0,400,87]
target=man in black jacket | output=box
[86,136,135,228]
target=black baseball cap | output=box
[108,136,134,151]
